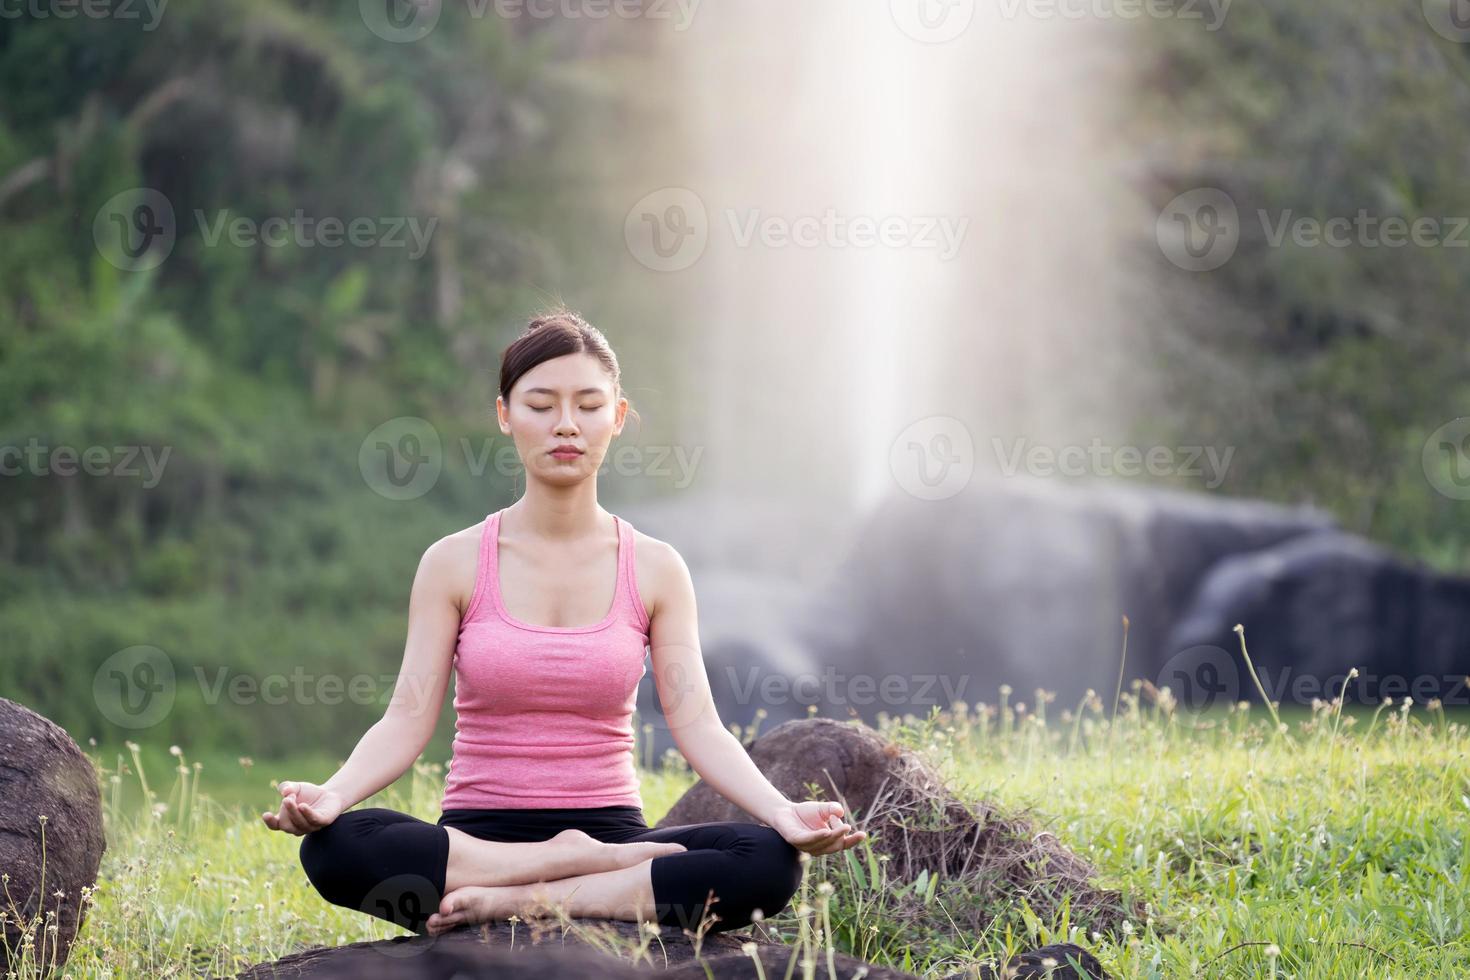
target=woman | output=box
[262,308,866,938]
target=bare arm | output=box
[263,535,461,833]
[646,542,865,855]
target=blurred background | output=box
[2,0,1468,796]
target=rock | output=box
[234,917,743,978]
[630,476,1462,728]
[658,717,1138,937]
[0,698,107,976]
[280,943,649,979]
[796,477,1336,710]
[231,919,915,979]
[1166,532,1470,706]
[981,943,1109,979]
[232,921,1107,979]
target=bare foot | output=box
[426,838,684,936]
[426,884,521,935]
[544,829,686,879]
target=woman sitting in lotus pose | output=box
[263,308,865,936]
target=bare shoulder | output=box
[420,518,487,615]
[626,525,691,621]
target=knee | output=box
[298,811,375,908]
[747,826,804,920]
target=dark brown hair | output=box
[499,307,639,428]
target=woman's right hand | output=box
[261,780,344,835]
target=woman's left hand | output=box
[768,800,867,856]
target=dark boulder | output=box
[630,478,1462,723]
[232,922,1107,979]
[234,917,747,978]
[231,918,914,979]
[1166,532,1470,706]
[795,477,1334,713]
[984,943,1109,979]
[0,697,107,976]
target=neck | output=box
[504,479,606,542]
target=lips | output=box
[549,446,584,458]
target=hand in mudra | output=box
[769,800,867,856]
[261,780,344,835]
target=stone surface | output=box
[1165,531,1470,707]
[980,943,1109,979]
[232,923,1108,979]
[231,919,915,979]
[0,697,107,975]
[628,478,1464,729]
[796,477,1336,712]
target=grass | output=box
[4,687,1468,978]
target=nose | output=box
[555,403,579,437]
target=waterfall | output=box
[622,1,1133,577]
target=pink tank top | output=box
[442,508,650,810]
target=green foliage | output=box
[0,3,631,751]
[828,698,1470,977]
[1140,0,1470,569]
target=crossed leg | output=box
[442,825,682,891]
[429,820,803,936]
[299,808,683,933]
[428,859,658,935]
[300,810,802,937]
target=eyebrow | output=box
[523,387,607,396]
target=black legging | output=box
[298,805,803,935]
